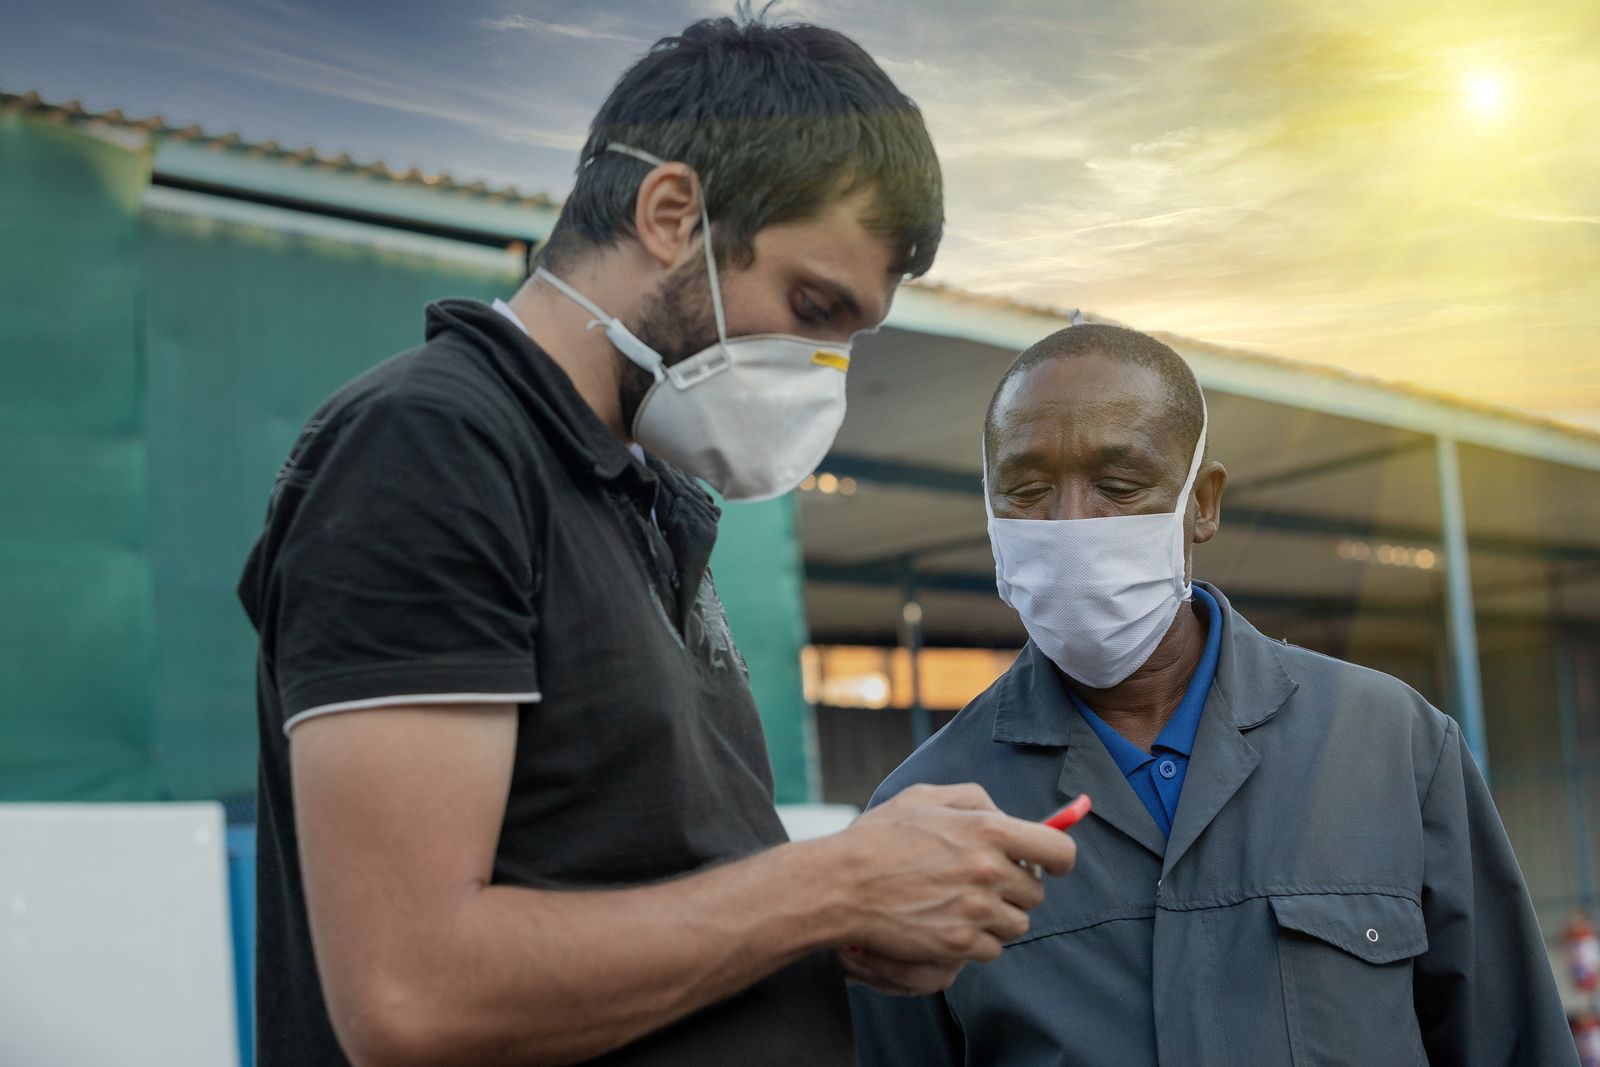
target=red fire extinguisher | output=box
[1571,912,1600,993]
[1575,1014,1600,1067]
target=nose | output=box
[1047,482,1095,522]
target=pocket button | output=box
[1366,928,1379,943]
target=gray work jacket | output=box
[850,584,1575,1067]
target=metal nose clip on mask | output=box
[534,143,852,502]
[983,400,1209,689]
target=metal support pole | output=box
[900,564,931,748]
[1555,631,1599,912]
[1436,436,1490,780]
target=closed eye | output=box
[793,290,833,327]
[1006,484,1051,504]
[1098,481,1148,500]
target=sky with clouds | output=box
[6,0,1598,427]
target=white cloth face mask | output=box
[984,400,1208,689]
[534,143,851,502]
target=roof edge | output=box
[889,284,1600,471]
[12,88,1598,468]
[2,88,556,215]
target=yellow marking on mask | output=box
[812,351,850,372]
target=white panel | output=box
[775,804,860,842]
[0,804,240,1067]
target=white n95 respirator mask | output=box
[984,401,1208,689]
[535,143,850,502]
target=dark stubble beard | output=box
[617,255,720,432]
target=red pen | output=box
[1043,793,1092,831]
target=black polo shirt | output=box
[238,299,854,1066]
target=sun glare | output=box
[1465,72,1505,114]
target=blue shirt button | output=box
[1157,759,1178,780]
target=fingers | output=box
[838,785,1078,975]
[983,814,1079,876]
[898,781,998,813]
[982,902,1031,946]
[840,948,965,997]
[839,950,892,990]
[995,860,1047,911]
[933,901,1013,961]
[964,930,1005,962]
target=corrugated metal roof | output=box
[10,86,1599,459]
[896,279,1600,451]
[1,89,553,209]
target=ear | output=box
[1191,460,1227,545]
[632,162,704,270]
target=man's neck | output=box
[506,251,651,442]
[1065,597,1208,754]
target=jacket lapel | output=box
[1057,709,1168,859]
[1160,684,1258,876]
[992,644,1168,858]
[1161,584,1298,877]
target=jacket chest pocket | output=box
[1270,893,1428,1067]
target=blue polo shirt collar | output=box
[1066,585,1223,834]
[991,583,1227,749]
[1075,586,1221,759]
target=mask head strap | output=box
[980,431,997,521]
[532,265,666,382]
[598,143,730,346]
[1174,394,1210,516]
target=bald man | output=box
[849,324,1574,1066]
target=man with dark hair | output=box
[850,324,1575,1065]
[238,14,1076,1067]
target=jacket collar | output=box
[991,582,1296,746]
[991,583,1300,862]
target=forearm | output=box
[370,837,849,1066]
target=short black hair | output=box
[536,9,943,277]
[984,323,1206,465]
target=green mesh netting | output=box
[2,113,815,802]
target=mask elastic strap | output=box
[980,433,996,521]
[533,265,666,382]
[533,265,609,326]
[699,197,729,345]
[602,143,730,346]
[1174,395,1210,515]
[1173,396,1210,598]
[602,143,666,169]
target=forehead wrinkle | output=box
[995,392,1163,448]
[992,386,1189,479]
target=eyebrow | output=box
[993,440,1164,479]
[1086,442,1161,468]
[991,446,1054,480]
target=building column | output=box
[900,565,931,748]
[1555,631,1598,912]
[1435,436,1490,779]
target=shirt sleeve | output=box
[1412,716,1578,1066]
[848,985,964,1067]
[260,389,542,732]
